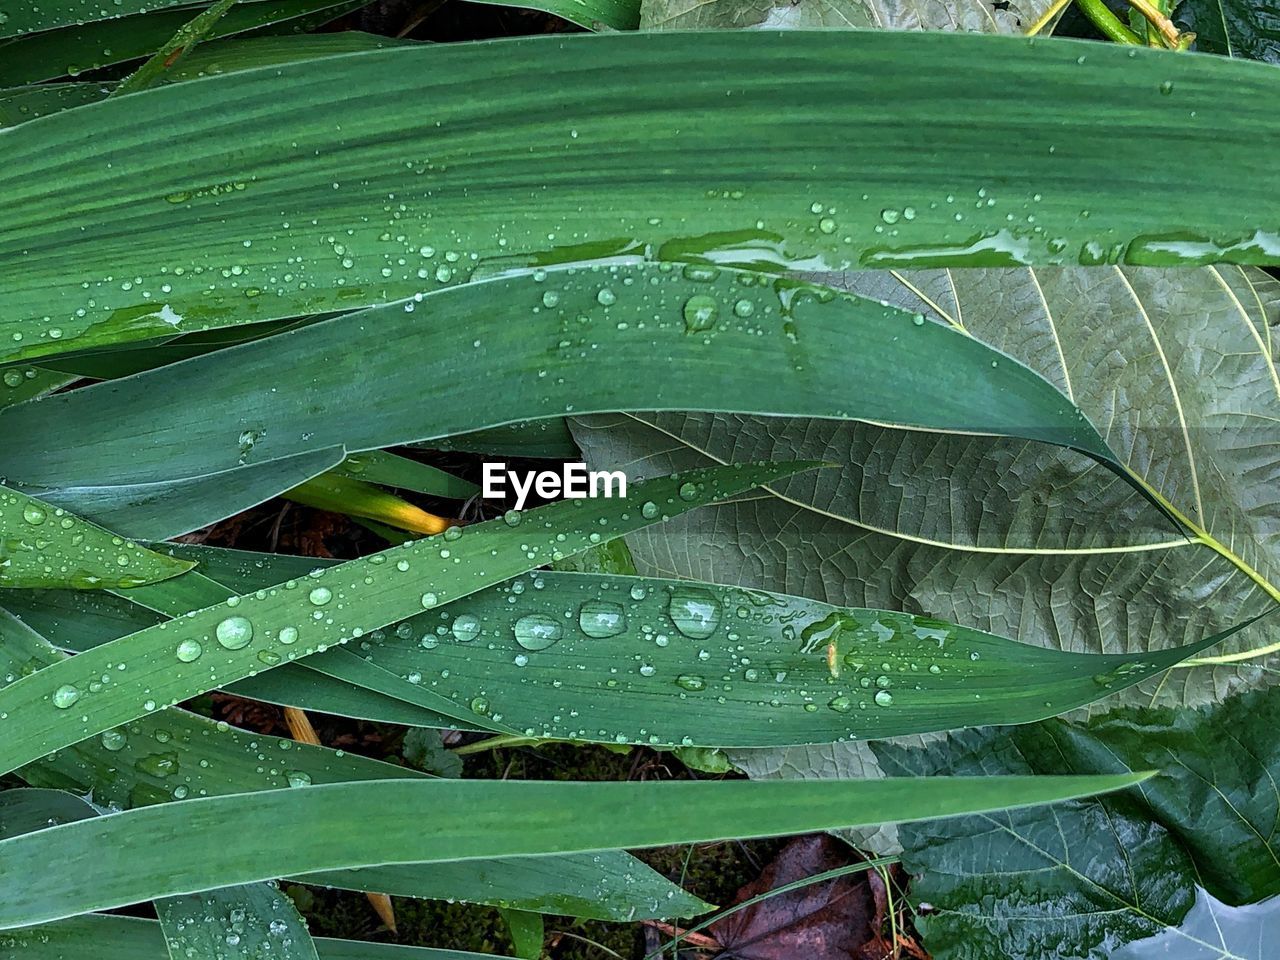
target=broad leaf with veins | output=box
[640,0,1050,33]
[572,264,1280,847]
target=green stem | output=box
[1075,0,1144,44]
[451,734,544,756]
[111,0,241,97]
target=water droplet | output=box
[682,294,718,334]
[874,690,893,707]
[470,696,490,715]
[579,601,626,638]
[880,208,901,224]
[215,616,254,650]
[675,675,706,692]
[677,481,698,501]
[287,770,313,788]
[596,287,617,306]
[630,583,647,601]
[818,217,836,234]
[451,614,481,642]
[828,695,852,713]
[135,752,178,777]
[308,586,332,606]
[641,501,659,519]
[733,298,755,318]
[668,588,722,639]
[52,683,81,709]
[279,626,299,645]
[503,509,523,526]
[176,639,203,663]
[100,729,127,751]
[514,614,563,651]
[22,503,46,526]
[1159,80,1174,95]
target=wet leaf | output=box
[0,485,193,590]
[874,683,1280,958]
[156,882,320,960]
[2,34,1278,364]
[0,770,1153,930]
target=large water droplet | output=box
[874,690,894,707]
[828,695,853,713]
[675,675,706,692]
[215,616,254,650]
[308,586,332,606]
[135,752,179,778]
[176,638,203,663]
[514,614,563,651]
[287,770,313,788]
[667,588,722,640]
[52,684,81,709]
[451,614,481,642]
[100,729,128,751]
[579,601,626,638]
[682,294,718,334]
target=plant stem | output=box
[1075,0,1144,44]
[451,734,543,755]
[111,0,241,97]
[1025,0,1073,36]
[1125,0,1184,46]
[1125,474,1280,666]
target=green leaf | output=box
[3,33,1279,363]
[1,913,512,959]
[402,728,462,778]
[422,420,580,460]
[466,0,640,30]
[572,263,1280,811]
[0,771,1153,929]
[0,624,710,922]
[0,264,1122,537]
[299,570,1266,748]
[640,0,1048,32]
[0,1,367,85]
[0,462,812,775]
[335,452,479,501]
[0,84,111,128]
[156,882,320,960]
[874,683,1280,958]
[496,909,543,960]
[0,486,193,590]
[0,365,75,407]
[1176,0,1280,62]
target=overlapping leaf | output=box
[2,33,1279,363]
[0,771,1152,929]
[0,265,1121,538]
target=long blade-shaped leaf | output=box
[0,619,711,921]
[2,32,1278,363]
[0,486,192,589]
[0,772,1152,929]
[155,882,320,960]
[1,914,510,959]
[0,264,1121,536]
[0,462,813,775]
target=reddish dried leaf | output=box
[709,834,881,960]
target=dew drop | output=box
[175,638,203,663]
[216,616,254,650]
[451,614,481,643]
[667,588,722,639]
[579,601,626,638]
[675,675,706,692]
[682,294,718,334]
[52,683,81,709]
[514,614,563,651]
[308,586,332,606]
[874,690,894,707]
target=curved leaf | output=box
[3,33,1279,363]
[1,914,509,960]
[0,462,813,775]
[156,883,320,960]
[0,772,1153,929]
[0,486,192,589]
[0,264,1120,537]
